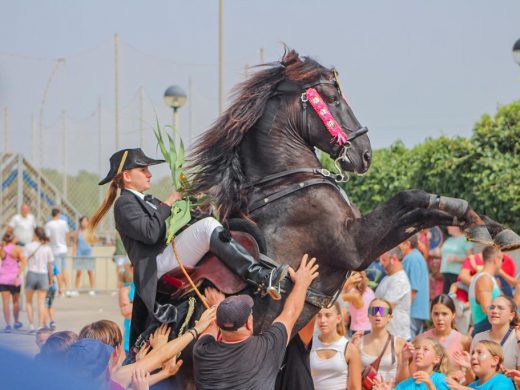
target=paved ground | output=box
[0,291,121,356]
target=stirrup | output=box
[265,269,283,300]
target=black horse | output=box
[173,48,520,387]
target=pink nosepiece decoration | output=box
[305,88,348,145]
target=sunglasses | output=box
[368,306,391,316]
[487,304,508,312]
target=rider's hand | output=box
[288,254,319,289]
[164,191,183,206]
[193,306,217,335]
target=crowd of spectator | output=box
[3,212,520,389]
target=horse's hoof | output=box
[465,225,494,246]
[494,229,520,252]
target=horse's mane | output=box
[189,48,332,221]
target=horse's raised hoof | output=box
[465,225,493,246]
[494,229,520,252]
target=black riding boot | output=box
[209,227,289,300]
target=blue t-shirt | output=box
[403,249,430,321]
[469,373,514,389]
[396,372,448,390]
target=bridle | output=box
[271,74,369,166]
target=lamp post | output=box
[164,85,187,133]
[513,39,520,66]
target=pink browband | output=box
[305,88,348,145]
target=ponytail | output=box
[90,174,123,233]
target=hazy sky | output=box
[1,1,519,175]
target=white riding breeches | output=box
[156,217,222,279]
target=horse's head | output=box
[190,48,372,220]
[272,50,372,175]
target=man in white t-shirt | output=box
[7,204,36,246]
[45,208,70,295]
[375,246,412,341]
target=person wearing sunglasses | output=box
[352,298,406,385]
[447,340,515,389]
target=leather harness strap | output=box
[249,178,339,213]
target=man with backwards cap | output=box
[90,148,289,348]
[193,254,319,390]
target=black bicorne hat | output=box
[98,148,165,185]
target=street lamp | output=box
[164,85,187,132]
[513,38,520,66]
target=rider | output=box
[90,148,288,345]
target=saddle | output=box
[156,231,259,300]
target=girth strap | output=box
[249,178,338,213]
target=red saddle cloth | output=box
[157,231,260,300]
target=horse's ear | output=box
[280,48,301,68]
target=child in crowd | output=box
[342,271,374,337]
[76,307,215,388]
[35,327,52,350]
[382,337,450,390]
[311,301,362,390]
[45,263,59,330]
[416,294,471,371]
[446,340,514,389]
[118,266,134,354]
[35,330,78,365]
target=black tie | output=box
[144,194,153,203]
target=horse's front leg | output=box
[346,189,492,270]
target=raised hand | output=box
[288,254,319,289]
[413,371,432,386]
[193,306,217,335]
[149,324,171,350]
[401,342,415,363]
[204,287,225,307]
[351,330,364,347]
[130,368,150,390]
[161,356,183,377]
[135,344,151,361]
[452,350,471,369]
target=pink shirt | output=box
[349,287,375,332]
[421,328,464,369]
[0,244,21,286]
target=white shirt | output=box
[24,241,53,274]
[8,214,36,244]
[45,219,69,255]
[126,188,157,210]
[375,270,412,340]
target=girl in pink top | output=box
[415,294,471,378]
[342,271,374,336]
[0,233,26,331]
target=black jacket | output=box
[114,189,171,345]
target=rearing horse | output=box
[186,48,519,380]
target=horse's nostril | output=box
[363,151,372,164]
